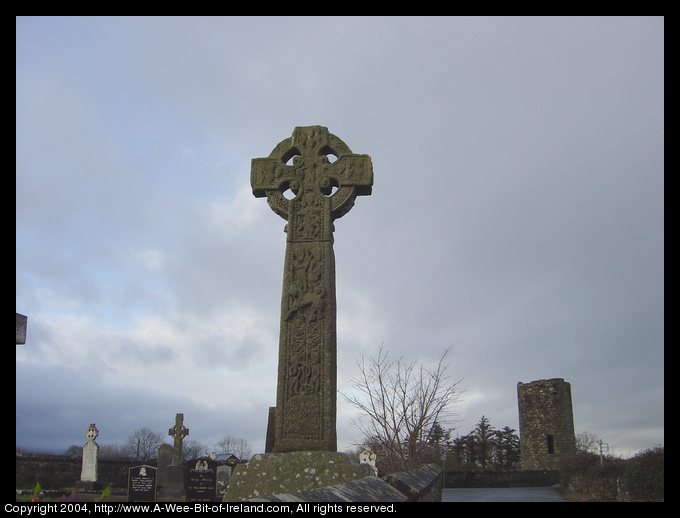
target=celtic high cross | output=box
[168,413,189,464]
[251,126,373,452]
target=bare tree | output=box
[99,443,126,459]
[122,428,164,461]
[182,440,208,461]
[64,445,82,457]
[216,435,253,461]
[341,345,463,473]
[575,431,599,453]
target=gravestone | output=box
[80,424,100,485]
[128,465,157,502]
[216,465,232,492]
[251,126,373,453]
[186,457,218,502]
[156,443,173,493]
[16,313,27,345]
[359,449,378,476]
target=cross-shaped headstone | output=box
[251,126,373,452]
[80,424,99,482]
[85,423,99,442]
[168,413,189,464]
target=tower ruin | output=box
[517,378,576,470]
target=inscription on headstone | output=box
[128,465,157,502]
[251,126,373,453]
[186,457,218,502]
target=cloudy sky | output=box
[16,17,663,459]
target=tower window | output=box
[547,435,555,454]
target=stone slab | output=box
[223,451,374,502]
[255,476,407,502]
[158,464,187,501]
[383,463,442,502]
[75,480,105,492]
[16,313,27,344]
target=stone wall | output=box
[517,378,576,470]
[445,469,560,488]
[383,464,442,501]
[567,473,632,502]
[16,454,149,489]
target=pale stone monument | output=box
[251,125,373,453]
[80,424,99,482]
[360,449,378,476]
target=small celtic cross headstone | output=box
[80,423,99,482]
[168,413,189,464]
[251,126,373,452]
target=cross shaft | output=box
[251,126,372,452]
[168,413,189,462]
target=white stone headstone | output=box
[80,424,99,482]
[216,465,232,489]
[359,449,378,476]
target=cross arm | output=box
[251,157,287,198]
[329,154,373,196]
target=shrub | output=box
[625,446,663,501]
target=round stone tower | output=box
[517,378,576,470]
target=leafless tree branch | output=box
[341,345,463,472]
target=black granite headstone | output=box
[128,465,157,502]
[186,457,218,502]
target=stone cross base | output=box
[157,464,187,501]
[223,451,374,502]
[75,480,106,492]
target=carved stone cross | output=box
[168,413,189,464]
[85,423,99,442]
[251,126,373,452]
[80,424,99,483]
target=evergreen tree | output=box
[472,416,496,469]
[451,416,520,470]
[426,421,452,445]
[495,426,521,470]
